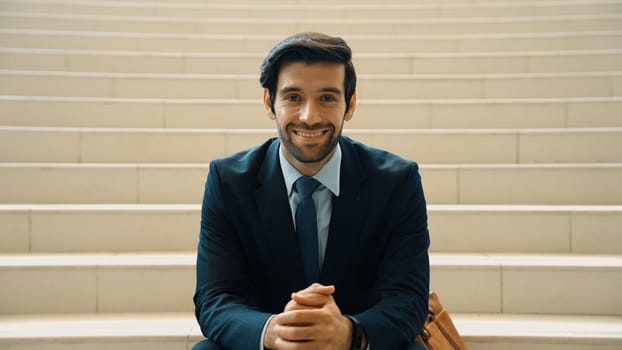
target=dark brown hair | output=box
[259,32,357,113]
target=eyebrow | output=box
[278,86,343,95]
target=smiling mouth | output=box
[294,130,326,138]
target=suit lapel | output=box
[321,137,368,284]
[254,140,307,288]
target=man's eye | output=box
[320,95,336,102]
[285,95,301,102]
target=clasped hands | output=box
[263,283,354,350]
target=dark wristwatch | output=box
[345,315,365,350]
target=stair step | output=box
[0,312,199,350]
[0,312,620,350]
[455,313,622,350]
[430,205,622,254]
[2,126,622,164]
[1,0,619,349]
[0,253,620,315]
[2,29,620,53]
[1,70,620,99]
[432,254,622,314]
[0,253,195,314]
[58,0,622,4]
[3,48,622,74]
[1,12,621,35]
[0,280,617,344]
[1,204,620,255]
[0,312,200,350]
[2,96,621,129]
[2,0,621,19]
[1,163,621,205]
[0,204,201,254]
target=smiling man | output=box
[193,32,430,350]
[270,60,353,175]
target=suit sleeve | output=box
[355,163,430,349]
[193,161,271,349]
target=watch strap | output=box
[345,315,364,350]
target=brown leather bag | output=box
[415,292,468,350]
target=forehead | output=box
[276,61,345,92]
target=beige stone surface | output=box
[98,267,194,312]
[411,55,526,74]
[0,50,66,71]
[428,209,570,253]
[164,101,267,129]
[69,53,185,74]
[372,130,517,164]
[226,130,276,154]
[0,15,95,32]
[354,57,411,75]
[430,256,502,313]
[0,210,30,253]
[235,77,262,99]
[572,210,622,254]
[137,165,207,204]
[3,341,190,350]
[113,76,237,99]
[0,164,138,204]
[183,56,262,75]
[483,75,613,99]
[614,76,622,96]
[358,77,483,99]
[567,99,622,127]
[0,127,80,163]
[528,52,622,73]
[459,165,622,205]
[0,267,97,314]
[519,128,622,163]
[352,102,430,128]
[418,166,459,204]
[0,98,166,128]
[503,268,622,315]
[430,101,566,128]
[81,129,226,163]
[0,73,115,97]
[30,209,198,253]
[4,1,621,19]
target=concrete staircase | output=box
[1,0,621,349]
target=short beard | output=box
[277,121,341,164]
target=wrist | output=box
[344,315,365,350]
[263,315,277,349]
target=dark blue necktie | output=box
[294,176,321,284]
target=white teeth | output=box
[297,131,323,137]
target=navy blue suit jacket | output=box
[194,136,430,349]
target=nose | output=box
[299,100,322,125]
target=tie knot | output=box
[295,176,320,199]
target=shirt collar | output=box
[279,142,341,197]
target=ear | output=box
[263,88,275,120]
[344,91,356,122]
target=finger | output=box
[274,338,319,350]
[295,283,335,296]
[275,322,321,342]
[277,309,325,326]
[284,299,318,312]
[274,321,338,345]
[291,291,332,308]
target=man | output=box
[193,32,429,350]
